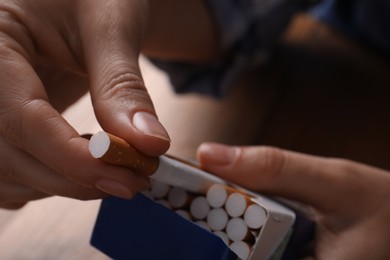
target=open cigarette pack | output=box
[89,132,313,260]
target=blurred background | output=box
[0,13,389,259]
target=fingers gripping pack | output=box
[89,131,313,260]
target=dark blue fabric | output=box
[151,0,390,98]
[91,195,238,260]
[311,0,390,58]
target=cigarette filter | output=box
[225,192,251,218]
[213,231,230,246]
[150,180,171,199]
[207,208,229,232]
[230,241,251,260]
[190,196,211,220]
[168,187,191,209]
[244,204,267,230]
[226,218,253,242]
[207,184,230,208]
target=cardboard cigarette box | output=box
[90,156,313,260]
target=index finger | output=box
[197,143,390,212]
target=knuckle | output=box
[0,99,47,147]
[254,146,286,182]
[0,8,35,61]
[96,71,151,106]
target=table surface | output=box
[0,14,389,259]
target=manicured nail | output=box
[95,179,133,199]
[198,143,240,166]
[132,111,170,142]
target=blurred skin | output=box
[197,143,390,260]
[0,0,218,209]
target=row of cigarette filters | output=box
[141,180,268,260]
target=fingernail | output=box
[95,179,133,199]
[132,111,170,142]
[198,143,240,166]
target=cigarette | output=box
[150,180,171,199]
[156,199,171,209]
[229,241,251,260]
[206,208,229,232]
[226,218,254,243]
[175,209,193,221]
[195,220,211,231]
[89,131,226,194]
[89,131,159,176]
[189,196,210,220]
[225,192,252,218]
[213,231,230,246]
[206,184,236,208]
[167,186,191,209]
[244,204,267,230]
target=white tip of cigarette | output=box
[195,220,211,231]
[206,184,228,208]
[190,196,210,220]
[168,187,189,208]
[225,193,247,218]
[175,209,192,221]
[244,204,267,229]
[226,218,249,242]
[207,208,229,231]
[89,131,110,158]
[156,199,171,209]
[213,231,230,246]
[150,180,170,199]
[230,241,251,260]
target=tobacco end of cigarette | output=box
[89,131,159,176]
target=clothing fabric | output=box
[151,0,390,98]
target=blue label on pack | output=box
[91,194,239,260]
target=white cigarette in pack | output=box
[206,208,229,232]
[225,192,253,218]
[189,196,210,220]
[168,186,192,209]
[230,240,251,260]
[175,209,192,221]
[150,180,170,199]
[206,183,236,208]
[244,204,267,230]
[213,231,230,246]
[226,217,255,243]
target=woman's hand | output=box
[0,0,170,209]
[197,143,390,260]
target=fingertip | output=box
[197,142,240,167]
[132,111,170,143]
[130,111,171,156]
[95,176,150,200]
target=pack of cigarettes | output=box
[89,132,313,259]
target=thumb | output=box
[78,0,170,156]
